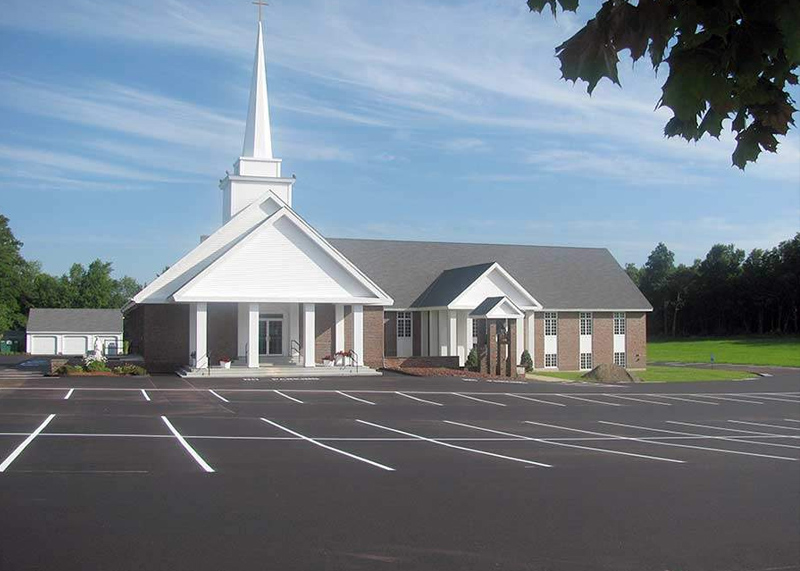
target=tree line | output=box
[0,215,142,332]
[625,234,800,337]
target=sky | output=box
[1,0,798,284]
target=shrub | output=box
[85,360,111,373]
[56,364,84,375]
[465,347,480,372]
[112,364,147,376]
[520,349,533,373]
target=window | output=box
[614,352,627,367]
[544,312,557,336]
[544,353,557,368]
[579,312,593,336]
[613,312,626,335]
[397,312,412,338]
[580,352,593,370]
[472,319,480,337]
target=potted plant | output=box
[322,355,334,367]
[335,350,351,366]
[219,356,232,369]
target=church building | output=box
[123,21,652,377]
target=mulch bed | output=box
[383,367,525,381]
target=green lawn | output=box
[648,336,800,368]
[531,365,755,383]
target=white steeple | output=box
[220,17,295,224]
[242,21,273,159]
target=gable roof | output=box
[27,309,122,333]
[411,263,493,308]
[329,238,652,311]
[469,297,524,319]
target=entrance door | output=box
[259,315,284,356]
[397,311,413,357]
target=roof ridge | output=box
[329,237,609,251]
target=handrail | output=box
[347,349,360,374]
[290,339,301,364]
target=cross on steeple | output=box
[252,0,269,22]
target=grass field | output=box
[648,336,800,368]
[532,366,755,383]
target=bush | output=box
[112,364,147,376]
[56,364,85,375]
[465,347,480,372]
[85,360,111,373]
[520,349,533,373]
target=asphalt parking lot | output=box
[0,367,798,570]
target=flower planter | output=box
[220,361,232,369]
[322,359,334,367]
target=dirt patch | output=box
[581,364,641,383]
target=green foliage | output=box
[520,349,533,372]
[536,365,754,382]
[0,215,29,331]
[112,364,147,376]
[56,364,86,376]
[84,360,111,373]
[465,347,480,372]
[528,0,799,168]
[628,233,800,337]
[649,336,800,368]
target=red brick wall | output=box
[592,312,613,367]
[534,313,544,369]
[344,306,353,352]
[315,303,335,362]
[208,303,237,363]
[124,304,190,373]
[384,356,460,369]
[412,312,422,356]
[626,312,647,369]
[364,307,384,369]
[558,312,579,371]
[384,311,398,357]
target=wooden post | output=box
[488,320,498,377]
[508,318,518,377]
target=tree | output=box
[527,0,799,168]
[697,243,745,333]
[624,262,641,286]
[639,243,675,335]
[0,215,28,330]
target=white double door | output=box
[258,315,284,356]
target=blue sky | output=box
[1,0,798,284]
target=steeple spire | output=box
[242,20,273,159]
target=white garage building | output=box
[26,309,123,356]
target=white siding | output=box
[453,268,533,310]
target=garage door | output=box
[30,336,57,355]
[63,336,88,355]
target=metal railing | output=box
[290,339,302,364]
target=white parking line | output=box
[141,389,151,402]
[599,421,798,461]
[357,419,551,468]
[505,393,566,407]
[396,392,443,406]
[63,389,74,400]
[261,418,394,471]
[0,414,56,472]
[336,391,375,405]
[604,394,671,406]
[728,420,800,432]
[161,416,214,473]
[443,420,684,464]
[208,389,229,403]
[555,394,622,406]
[273,390,304,404]
[667,421,800,450]
[699,394,764,405]
[453,393,506,407]
[657,395,719,405]
[785,419,800,423]
[746,394,800,404]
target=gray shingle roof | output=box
[469,296,506,317]
[411,262,494,308]
[329,238,652,311]
[27,309,123,333]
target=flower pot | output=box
[220,361,232,369]
[322,359,334,367]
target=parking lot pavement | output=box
[0,371,798,570]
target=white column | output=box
[457,311,468,367]
[303,303,316,367]
[190,302,208,369]
[448,310,458,360]
[438,310,448,356]
[289,303,300,362]
[526,312,536,369]
[516,317,524,365]
[353,304,364,366]
[237,303,248,359]
[428,311,438,356]
[421,311,429,357]
[247,303,259,368]
[334,304,345,353]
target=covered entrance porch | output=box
[180,301,376,377]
